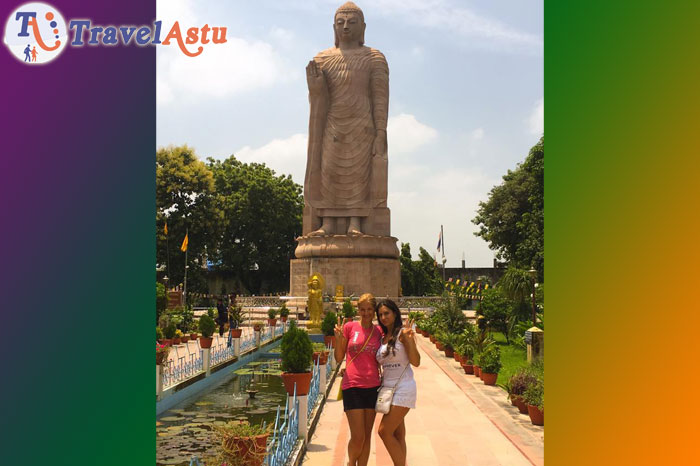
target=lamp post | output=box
[528,269,537,325]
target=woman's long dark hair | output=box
[376,299,402,357]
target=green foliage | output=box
[321,311,337,336]
[478,288,512,342]
[198,314,216,338]
[279,303,290,317]
[479,346,502,374]
[156,282,167,324]
[207,308,216,319]
[164,322,176,339]
[267,308,277,319]
[432,298,468,333]
[312,342,327,352]
[229,306,243,329]
[208,156,303,294]
[472,137,543,281]
[280,321,313,373]
[508,367,538,397]
[342,299,356,318]
[523,378,544,410]
[499,266,534,303]
[399,243,443,295]
[156,327,164,341]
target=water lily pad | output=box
[160,416,185,422]
[194,401,213,406]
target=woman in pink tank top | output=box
[334,293,382,466]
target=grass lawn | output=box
[490,331,529,387]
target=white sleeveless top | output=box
[376,337,417,409]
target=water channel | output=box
[156,357,286,466]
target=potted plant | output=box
[523,379,544,425]
[163,322,176,346]
[341,298,356,324]
[507,369,537,414]
[212,420,271,466]
[479,346,501,385]
[279,303,290,322]
[156,342,170,366]
[229,305,243,338]
[321,311,338,347]
[173,329,183,345]
[198,314,216,349]
[458,340,475,374]
[252,321,264,332]
[280,320,314,396]
[156,326,164,344]
[312,342,329,365]
[442,333,456,358]
[267,308,278,326]
[473,353,481,377]
[189,321,198,341]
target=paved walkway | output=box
[303,333,544,466]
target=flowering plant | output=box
[174,329,184,338]
[156,343,170,365]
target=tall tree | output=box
[208,156,303,293]
[472,136,544,280]
[156,145,222,292]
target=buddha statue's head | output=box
[334,1,365,47]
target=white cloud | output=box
[234,133,308,185]
[373,0,542,51]
[528,98,544,135]
[387,113,438,155]
[471,127,485,140]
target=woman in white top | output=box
[375,299,420,466]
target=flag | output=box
[180,233,188,252]
[164,222,168,236]
[436,231,442,252]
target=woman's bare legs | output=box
[358,409,377,466]
[346,409,366,466]
[378,406,410,466]
[394,419,406,460]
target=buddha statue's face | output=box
[334,12,364,45]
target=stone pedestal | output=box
[290,256,400,297]
[203,348,212,376]
[233,337,240,358]
[526,327,544,362]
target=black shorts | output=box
[342,386,380,412]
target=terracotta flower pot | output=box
[268,318,277,326]
[454,353,463,364]
[312,351,329,365]
[156,352,168,366]
[474,366,481,377]
[461,363,474,374]
[253,324,262,332]
[190,333,197,340]
[281,371,312,396]
[436,342,445,351]
[444,347,454,358]
[230,328,242,338]
[481,372,498,385]
[429,336,436,344]
[199,336,214,349]
[527,405,544,425]
[223,433,270,466]
[281,316,288,322]
[173,337,182,345]
[162,339,172,346]
[180,335,189,343]
[513,395,529,414]
[324,335,336,347]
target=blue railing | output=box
[187,383,300,466]
[241,332,255,353]
[211,342,236,366]
[162,352,203,388]
[307,359,321,418]
[326,344,333,383]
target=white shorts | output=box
[388,378,416,409]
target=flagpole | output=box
[165,224,171,285]
[183,227,188,308]
[441,224,446,281]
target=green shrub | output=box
[207,308,216,319]
[268,308,277,319]
[523,378,544,410]
[280,321,313,373]
[342,299,356,319]
[164,322,177,339]
[321,311,337,336]
[479,346,502,374]
[156,282,167,323]
[508,367,538,398]
[279,304,290,318]
[156,327,164,341]
[199,314,216,338]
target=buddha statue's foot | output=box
[347,227,363,236]
[308,228,328,236]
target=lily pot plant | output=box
[230,305,243,338]
[198,314,216,349]
[321,310,338,348]
[479,346,501,386]
[312,342,329,365]
[212,420,271,466]
[252,321,264,332]
[267,308,278,326]
[280,320,314,396]
[279,303,290,322]
[523,379,544,426]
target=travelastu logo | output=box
[4,2,227,65]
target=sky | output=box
[156,0,543,268]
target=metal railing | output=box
[162,352,203,389]
[307,359,321,419]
